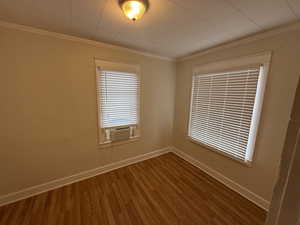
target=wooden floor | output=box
[0,153,267,225]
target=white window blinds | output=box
[97,70,140,128]
[188,67,263,163]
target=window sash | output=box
[97,70,140,129]
[188,67,264,163]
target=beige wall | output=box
[1,22,300,208]
[266,79,300,225]
[173,28,300,202]
[0,26,176,196]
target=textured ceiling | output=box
[0,0,299,58]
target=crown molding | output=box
[177,21,300,62]
[1,20,300,63]
[0,20,174,62]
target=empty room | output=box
[0,0,300,224]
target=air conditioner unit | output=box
[110,126,131,142]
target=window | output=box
[188,53,270,164]
[95,60,140,145]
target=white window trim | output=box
[187,51,272,166]
[94,59,141,147]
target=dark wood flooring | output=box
[0,153,267,225]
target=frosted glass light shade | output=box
[120,0,148,21]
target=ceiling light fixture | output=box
[119,0,149,21]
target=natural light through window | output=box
[188,62,268,164]
[99,70,139,128]
[95,60,140,145]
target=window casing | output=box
[95,60,140,145]
[188,53,271,164]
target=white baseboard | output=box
[0,147,171,207]
[171,146,270,211]
[0,146,270,211]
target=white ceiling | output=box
[0,0,299,58]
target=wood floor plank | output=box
[0,153,267,225]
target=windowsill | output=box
[98,136,140,149]
[186,136,252,167]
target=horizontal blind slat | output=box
[97,70,139,128]
[189,68,260,161]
